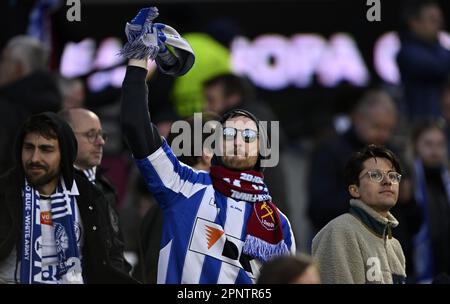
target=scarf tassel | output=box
[242,235,289,263]
[119,34,159,60]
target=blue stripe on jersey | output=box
[164,240,181,284]
[163,189,206,283]
[135,158,173,210]
[197,193,228,283]
[199,256,222,284]
[161,142,211,186]
[235,268,253,284]
[241,201,253,240]
[235,203,256,284]
[135,141,211,210]
[280,212,293,250]
[214,193,228,227]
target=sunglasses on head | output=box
[222,127,258,143]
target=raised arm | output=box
[120,7,194,159]
[121,59,162,159]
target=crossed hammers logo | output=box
[260,202,275,222]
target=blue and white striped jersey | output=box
[135,141,296,284]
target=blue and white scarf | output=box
[413,159,450,283]
[27,0,61,51]
[83,167,96,184]
[119,7,195,76]
[20,179,83,284]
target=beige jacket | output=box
[312,199,406,284]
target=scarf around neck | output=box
[82,167,96,184]
[209,165,289,262]
[20,179,83,284]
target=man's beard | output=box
[221,155,258,171]
[25,164,60,188]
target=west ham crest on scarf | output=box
[254,201,278,231]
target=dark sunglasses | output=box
[222,127,258,143]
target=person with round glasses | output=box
[312,145,406,284]
[58,108,131,274]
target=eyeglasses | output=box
[223,127,258,143]
[359,170,402,184]
[75,130,108,143]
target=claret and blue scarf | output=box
[209,166,289,262]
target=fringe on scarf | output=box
[242,234,289,263]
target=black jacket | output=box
[0,168,136,284]
[0,112,136,283]
[396,31,450,121]
[307,127,367,232]
[0,71,61,173]
[75,168,132,275]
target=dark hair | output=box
[167,112,220,167]
[15,112,78,189]
[203,73,256,103]
[411,119,446,155]
[21,114,58,141]
[401,0,440,25]
[257,255,316,284]
[344,145,402,187]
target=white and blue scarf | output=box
[20,179,83,284]
[27,0,61,51]
[413,159,450,283]
[82,167,96,184]
[119,6,195,76]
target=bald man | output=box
[59,109,106,177]
[58,108,131,273]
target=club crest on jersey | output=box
[189,218,255,276]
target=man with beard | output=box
[0,112,135,284]
[120,7,296,283]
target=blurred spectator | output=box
[408,120,450,283]
[432,273,450,284]
[171,33,230,117]
[119,171,157,277]
[205,17,243,49]
[57,76,85,109]
[0,35,61,173]
[397,0,450,122]
[312,145,406,284]
[256,254,321,284]
[307,89,398,233]
[440,79,450,154]
[203,73,290,216]
[130,112,220,283]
